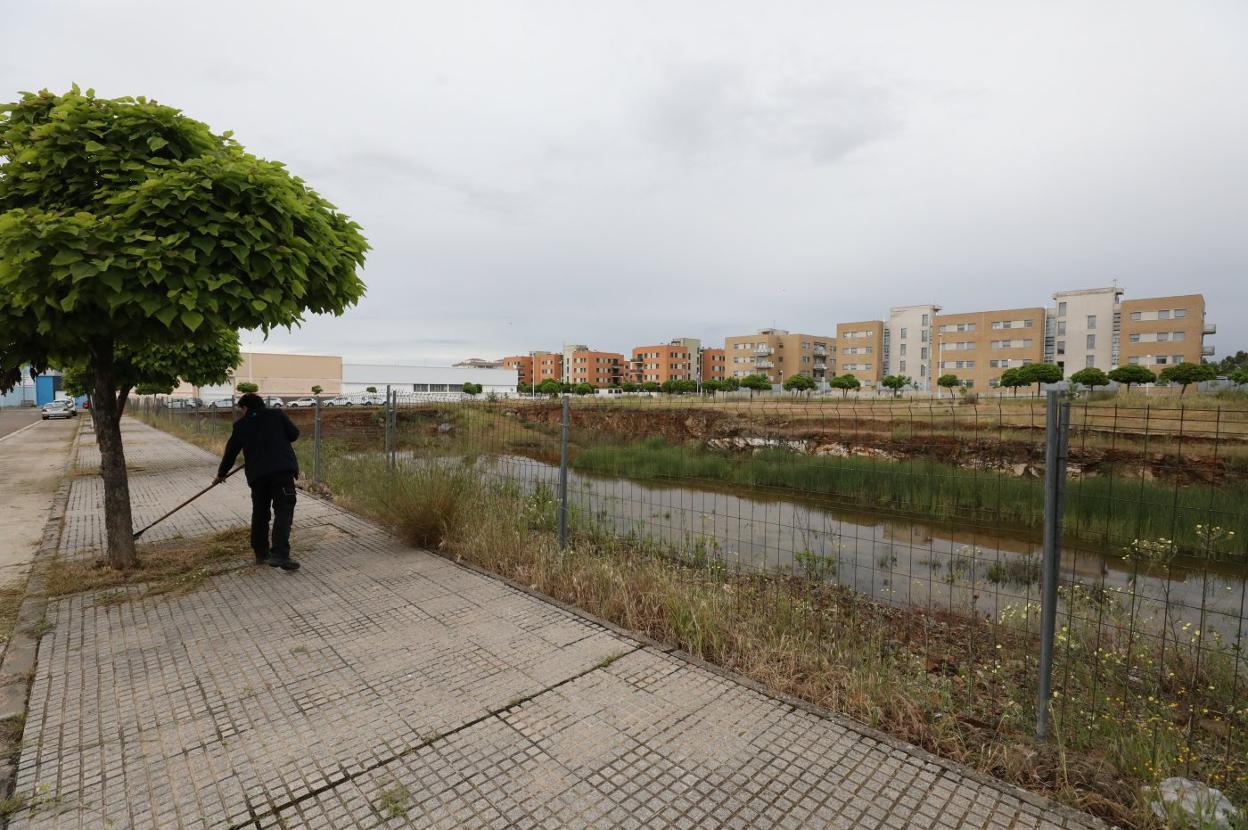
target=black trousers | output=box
[250,472,297,560]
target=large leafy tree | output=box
[0,87,368,567]
[63,328,241,399]
[1158,362,1216,396]
[1229,368,1248,388]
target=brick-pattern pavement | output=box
[8,419,1102,829]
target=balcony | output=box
[754,346,773,356]
[813,346,827,356]
[1202,345,1215,357]
[1204,323,1217,335]
[755,360,774,369]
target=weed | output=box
[375,783,410,819]
[25,619,53,638]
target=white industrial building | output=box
[342,364,519,398]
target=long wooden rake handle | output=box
[132,464,244,539]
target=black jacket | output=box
[218,407,300,485]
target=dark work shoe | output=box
[268,557,301,572]
[254,555,270,565]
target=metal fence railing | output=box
[134,389,1248,818]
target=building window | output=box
[1024,319,1034,327]
[921,330,928,342]
[1157,332,1169,342]
[1158,309,1170,320]
[920,365,927,376]
[899,344,907,356]
[921,314,929,326]
[1086,355,1095,368]
[1086,334,1096,349]
[1130,333,1140,343]
[1087,315,1096,330]
[1174,308,1186,318]
[1157,356,1168,365]
[921,347,929,359]
[1056,341,1065,356]
[1130,311,1142,321]
[1173,331,1185,341]
[899,360,906,372]
[900,328,907,339]
[1057,321,1066,335]
[1058,302,1067,317]
[1128,356,1140,365]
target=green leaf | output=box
[84,140,106,153]
[154,305,177,327]
[51,250,83,266]
[147,136,169,151]
[180,309,204,331]
[251,299,267,311]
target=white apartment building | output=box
[883,304,941,391]
[1045,287,1122,372]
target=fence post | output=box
[1036,389,1071,740]
[385,385,395,470]
[558,396,570,549]
[313,397,322,484]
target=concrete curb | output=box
[0,420,82,814]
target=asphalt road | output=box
[0,408,46,440]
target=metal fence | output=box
[138,389,1248,811]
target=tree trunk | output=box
[91,346,138,569]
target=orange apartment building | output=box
[1118,294,1212,371]
[723,329,835,384]
[834,321,882,386]
[565,350,626,387]
[501,351,563,389]
[932,306,1046,390]
[701,348,726,381]
[630,343,695,384]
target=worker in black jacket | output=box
[215,393,302,571]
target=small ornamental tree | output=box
[537,379,562,396]
[1158,362,1216,396]
[366,386,378,394]
[461,382,482,396]
[701,379,724,396]
[572,382,594,395]
[0,88,367,567]
[618,381,639,392]
[1069,367,1109,392]
[311,385,324,396]
[1230,368,1248,388]
[1107,364,1156,393]
[740,374,771,397]
[1019,363,1063,396]
[829,373,860,397]
[936,374,961,398]
[641,381,661,393]
[782,374,816,393]
[236,381,259,395]
[880,375,912,397]
[660,379,679,395]
[993,366,1023,396]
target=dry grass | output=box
[42,528,252,603]
[0,585,26,652]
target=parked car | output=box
[165,397,203,409]
[323,396,354,407]
[41,400,76,420]
[285,398,317,408]
[206,397,236,409]
[356,394,387,406]
[262,396,285,408]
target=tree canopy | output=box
[1018,363,1062,395]
[1107,364,1156,392]
[880,375,911,397]
[998,367,1027,396]
[62,328,240,399]
[1158,362,1216,395]
[1229,367,1248,387]
[462,382,482,396]
[235,381,258,394]
[0,87,369,567]
[936,374,960,396]
[740,374,771,395]
[1069,367,1109,391]
[829,373,861,396]
[782,374,817,393]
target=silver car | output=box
[286,398,317,408]
[206,398,236,409]
[41,400,77,420]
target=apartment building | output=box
[723,329,834,384]
[1047,287,1120,373]
[565,349,626,387]
[630,343,695,384]
[835,321,882,386]
[453,358,503,369]
[932,307,1045,389]
[501,351,562,388]
[1119,294,1212,370]
[701,348,726,381]
[884,305,940,391]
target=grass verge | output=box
[322,454,1246,829]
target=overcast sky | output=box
[4,1,1245,363]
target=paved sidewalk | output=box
[8,419,1101,829]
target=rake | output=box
[132,464,244,539]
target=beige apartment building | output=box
[932,307,1046,390]
[1118,294,1212,370]
[723,329,834,384]
[835,321,882,386]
